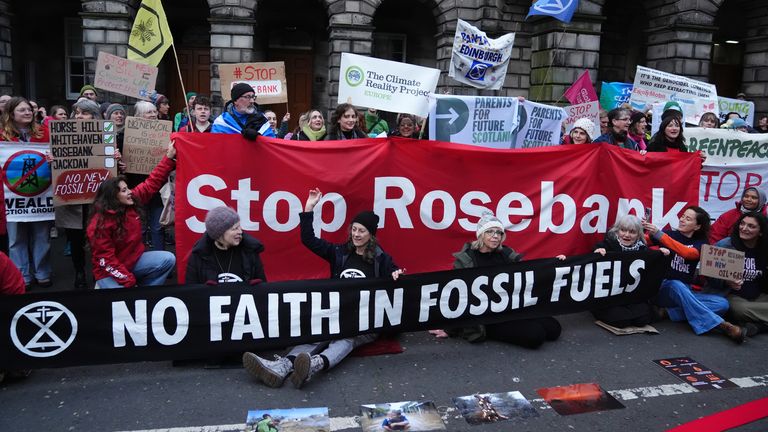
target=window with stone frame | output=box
[373,33,407,63]
[64,18,85,101]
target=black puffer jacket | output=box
[185,233,266,284]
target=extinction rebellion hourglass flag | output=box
[127,0,173,67]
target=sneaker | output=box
[50,226,58,239]
[37,279,53,288]
[290,353,324,389]
[74,271,87,290]
[242,353,293,388]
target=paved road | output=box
[3,237,766,431]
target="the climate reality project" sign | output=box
[338,53,440,117]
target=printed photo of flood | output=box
[359,400,445,431]
[244,407,329,432]
[537,383,624,416]
[452,391,538,426]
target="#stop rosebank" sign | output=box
[217,62,288,105]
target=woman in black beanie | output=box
[243,187,403,390]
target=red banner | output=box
[174,135,700,282]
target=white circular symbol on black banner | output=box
[10,301,78,357]
[340,269,366,279]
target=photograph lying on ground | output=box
[359,400,445,431]
[452,391,538,425]
[536,383,624,416]
[244,407,329,432]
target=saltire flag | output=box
[128,0,173,66]
[526,0,580,23]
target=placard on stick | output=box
[699,245,745,282]
[123,117,172,175]
[94,51,158,100]
[217,62,287,104]
[49,120,117,206]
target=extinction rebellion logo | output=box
[11,301,78,357]
[345,65,365,87]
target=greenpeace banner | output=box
[510,100,565,149]
[174,134,699,282]
[629,66,718,125]
[1,142,54,222]
[687,128,768,219]
[718,96,755,126]
[599,82,632,111]
[449,19,515,90]
[428,95,519,148]
[338,53,440,117]
[0,251,668,369]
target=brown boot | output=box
[718,321,747,344]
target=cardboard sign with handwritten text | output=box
[94,51,158,100]
[700,245,745,282]
[123,117,172,175]
[217,62,287,104]
[49,120,117,206]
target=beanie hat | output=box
[476,211,504,239]
[105,103,126,120]
[186,92,197,101]
[230,83,255,102]
[662,101,683,121]
[205,206,240,240]
[726,118,748,130]
[72,99,101,118]
[153,94,169,107]
[79,84,97,96]
[571,118,596,140]
[352,211,380,236]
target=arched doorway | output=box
[711,0,746,98]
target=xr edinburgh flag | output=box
[128,0,173,67]
[526,0,580,24]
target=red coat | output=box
[87,156,175,287]
[0,124,50,235]
[0,251,25,295]
[709,202,768,244]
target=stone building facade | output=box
[0,0,765,124]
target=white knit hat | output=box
[476,211,504,239]
[572,118,596,140]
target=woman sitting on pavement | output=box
[445,211,561,348]
[87,141,177,288]
[292,109,327,141]
[243,187,403,389]
[185,206,266,284]
[592,214,669,328]
[709,186,767,244]
[711,212,768,337]
[644,206,748,343]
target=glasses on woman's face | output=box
[484,230,504,237]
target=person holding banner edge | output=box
[593,108,640,151]
[87,141,177,288]
[644,206,749,343]
[292,109,326,141]
[211,82,275,139]
[243,187,403,389]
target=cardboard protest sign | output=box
[338,53,440,117]
[510,100,565,149]
[562,101,600,135]
[218,62,287,104]
[687,128,768,219]
[718,96,755,126]
[629,66,718,125]
[699,245,745,282]
[94,51,158,100]
[49,120,117,206]
[0,142,54,221]
[123,117,172,175]
[599,82,632,111]
[449,19,515,90]
[428,95,519,148]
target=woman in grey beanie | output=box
[185,206,266,284]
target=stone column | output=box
[527,13,603,104]
[326,0,375,107]
[644,25,715,82]
[0,0,12,95]
[80,0,134,103]
[741,7,768,115]
[208,0,256,112]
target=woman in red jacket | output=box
[0,97,52,288]
[709,187,767,244]
[87,141,176,288]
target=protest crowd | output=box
[1,5,768,408]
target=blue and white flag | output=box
[526,0,580,23]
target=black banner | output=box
[1,251,668,369]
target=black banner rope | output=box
[1,251,668,369]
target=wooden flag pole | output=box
[171,43,192,132]
[418,116,427,139]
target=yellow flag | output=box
[128,0,173,66]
